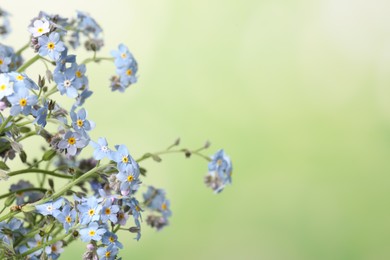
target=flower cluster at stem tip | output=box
[0,8,233,260]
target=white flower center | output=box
[63,80,71,87]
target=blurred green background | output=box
[2,0,390,259]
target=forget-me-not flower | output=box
[57,131,88,156]
[7,86,38,116]
[79,221,106,242]
[38,32,65,61]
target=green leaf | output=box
[19,126,31,133]
[42,150,56,161]
[19,151,27,163]
[0,161,9,170]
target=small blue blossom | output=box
[0,73,13,99]
[75,87,93,106]
[116,163,140,196]
[206,149,233,193]
[90,137,113,160]
[28,17,50,37]
[143,186,172,219]
[35,198,63,216]
[79,221,106,242]
[55,204,77,233]
[77,196,102,225]
[116,210,129,226]
[102,231,123,249]
[0,52,11,72]
[117,60,138,86]
[10,180,43,205]
[45,240,64,260]
[53,65,80,98]
[111,44,132,69]
[113,144,137,171]
[7,86,38,116]
[70,107,94,136]
[27,234,49,256]
[38,32,65,61]
[124,197,142,240]
[9,72,39,90]
[33,103,48,127]
[72,63,88,89]
[97,244,119,260]
[57,131,89,156]
[54,47,76,73]
[0,218,25,245]
[100,200,120,223]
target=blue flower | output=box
[111,44,132,68]
[33,103,48,127]
[96,244,118,260]
[102,231,123,249]
[79,221,106,242]
[90,137,113,160]
[110,44,138,91]
[9,72,39,90]
[28,17,50,37]
[113,144,137,171]
[54,47,76,73]
[53,65,80,98]
[0,73,13,99]
[124,197,142,240]
[7,86,38,116]
[0,52,11,72]
[55,204,77,233]
[27,234,49,256]
[100,200,120,224]
[35,198,63,217]
[117,61,138,86]
[70,107,94,136]
[75,87,93,106]
[38,32,65,61]
[57,131,89,156]
[206,149,233,193]
[10,180,43,205]
[44,240,64,260]
[72,63,88,89]
[116,163,140,196]
[143,186,172,219]
[77,196,102,225]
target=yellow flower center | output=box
[75,71,82,78]
[77,119,83,127]
[52,245,57,252]
[105,251,111,257]
[127,175,133,182]
[126,69,132,76]
[0,84,6,91]
[122,156,129,163]
[38,28,44,33]
[47,42,55,50]
[105,208,111,215]
[118,213,124,220]
[37,241,42,246]
[109,236,115,243]
[68,137,76,145]
[65,216,72,223]
[89,230,96,236]
[161,203,167,211]
[16,75,24,81]
[121,53,127,59]
[19,98,27,107]
[217,159,222,166]
[136,205,141,212]
[0,59,3,65]
[88,209,95,216]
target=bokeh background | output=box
[2,0,390,259]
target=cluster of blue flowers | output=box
[0,7,233,260]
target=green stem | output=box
[8,169,73,179]
[82,56,114,64]
[31,163,111,205]
[0,116,12,134]
[20,230,73,257]
[17,54,40,73]
[17,131,37,142]
[0,187,47,200]
[136,149,211,163]
[44,86,58,98]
